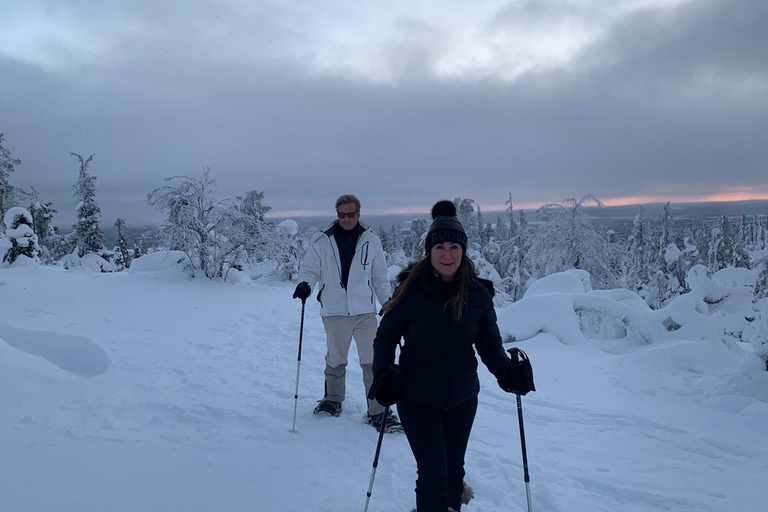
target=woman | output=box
[370,200,534,512]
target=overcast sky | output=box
[2,0,767,225]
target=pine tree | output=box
[133,237,149,260]
[113,218,132,270]
[454,198,479,248]
[658,202,673,273]
[505,192,518,240]
[26,188,57,264]
[476,205,489,246]
[71,153,104,257]
[381,224,407,268]
[493,215,509,241]
[762,217,768,247]
[518,209,529,250]
[404,218,428,260]
[755,256,768,300]
[750,215,759,246]
[231,189,273,262]
[0,133,23,227]
[627,206,650,292]
[712,215,733,271]
[2,207,39,265]
[483,222,493,245]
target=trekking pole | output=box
[362,406,390,512]
[289,298,307,433]
[508,347,535,512]
[516,393,533,512]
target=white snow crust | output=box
[1,265,766,511]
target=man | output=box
[293,194,400,432]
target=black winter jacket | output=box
[372,265,511,410]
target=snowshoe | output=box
[366,411,404,433]
[313,400,342,417]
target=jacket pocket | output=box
[317,284,325,307]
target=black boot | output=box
[313,400,342,416]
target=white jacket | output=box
[298,223,391,317]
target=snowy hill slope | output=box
[1,265,767,512]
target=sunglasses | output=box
[337,211,359,219]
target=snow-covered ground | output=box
[1,264,767,512]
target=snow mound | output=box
[565,268,593,291]
[81,253,118,273]
[524,271,586,297]
[712,267,756,289]
[3,254,38,268]
[665,243,682,265]
[68,264,95,277]
[0,323,109,377]
[3,206,32,229]
[129,251,190,273]
[686,264,711,295]
[497,291,657,347]
[738,402,768,428]
[277,219,299,236]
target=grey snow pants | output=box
[321,313,384,416]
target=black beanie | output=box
[425,200,468,254]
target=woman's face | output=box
[430,242,463,281]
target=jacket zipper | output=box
[329,229,368,315]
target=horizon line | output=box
[265,193,768,219]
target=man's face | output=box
[336,202,360,230]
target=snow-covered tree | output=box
[1,207,39,265]
[517,209,530,250]
[51,232,77,262]
[493,215,509,241]
[505,192,518,240]
[647,269,669,310]
[147,168,247,279]
[27,190,57,264]
[528,194,615,289]
[272,220,304,281]
[133,237,149,260]
[382,224,408,268]
[71,153,104,257]
[755,256,768,300]
[240,189,271,222]
[483,222,493,246]
[0,133,23,227]
[454,198,479,248]
[625,206,651,293]
[476,205,489,246]
[751,301,768,371]
[113,218,132,270]
[404,218,428,260]
[227,189,273,263]
[658,202,673,272]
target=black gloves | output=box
[497,348,536,396]
[368,366,405,406]
[293,282,311,300]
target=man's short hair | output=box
[335,194,361,211]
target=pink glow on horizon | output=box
[267,187,768,218]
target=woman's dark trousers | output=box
[397,397,478,512]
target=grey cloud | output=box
[2,0,767,227]
[571,0,768,93]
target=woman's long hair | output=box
[383,253,478,320]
